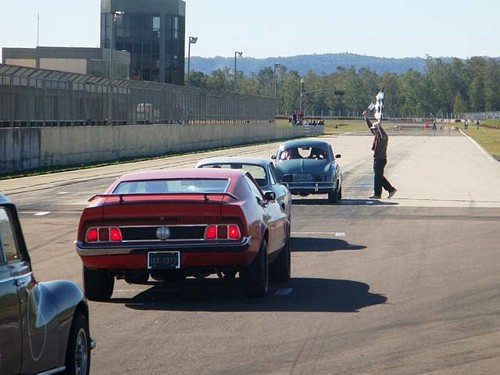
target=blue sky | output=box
[1,0,499,61]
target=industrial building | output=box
[101,0,186,84]
[2,0,186,85]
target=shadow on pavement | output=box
[112,277,387,313]
[291,198,398,206]
[291,237,366,252]
[339,198,399,206]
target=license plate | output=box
[293,174,312,182]
[147,251,180,269]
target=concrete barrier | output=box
[1,123,321,173]
[1,127,41,172]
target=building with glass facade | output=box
[101,0,186,85]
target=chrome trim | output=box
[38,366,66,375]
[0,272,34,286]
[118,224,207,229]
[156,226,171,240]
[85,224,208,243]
[122,238,206,244]
[85,224,244,243]
[0,276,17,284]
[283,182,334,191]
[90,337,97,350]
[75,236,251,256]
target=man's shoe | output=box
[369,195,381,199]
[388,189,397,198]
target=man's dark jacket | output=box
[365,118,388,160]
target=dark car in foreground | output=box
[75,168,291,299]
[272,138,342,204]
[195,156,292,220]
[0,193,94,375]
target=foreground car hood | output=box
[276,159,332,175]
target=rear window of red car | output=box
[113,178,230,194]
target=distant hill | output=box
[189,53,498,76]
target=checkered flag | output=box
[367,88,384,121]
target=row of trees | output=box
[186,57,500,118]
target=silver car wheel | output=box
[74,327,89,375]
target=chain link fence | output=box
[0,64,275,127]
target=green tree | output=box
[467,57,486,112]
[205,68,232,92]
[453,92,467,114]
[483,59,500,111]
[193,56,500,119]
[280,70,302,115]
[400,69,425,117]
[187,71,207,88]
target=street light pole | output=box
[187,36,198,86]
[109,14,114,77]
[299,78,304,114]
[273,63,280,115]
[110,11,124,78]
[234,51,242,91]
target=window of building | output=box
[153,15,160,37]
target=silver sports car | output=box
[196,156,292,220]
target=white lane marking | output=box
[20,211,51,216]
[57,191,69,195]
[274,288,293,296]
[292,232,346,237]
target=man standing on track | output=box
[363,110,397,199]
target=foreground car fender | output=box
[20,280,92,374]
[0,193,94,375]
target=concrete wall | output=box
[1,122,321,173]
[0,127,40,172]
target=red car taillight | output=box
[109,227,122,241]
[204,224,241,240]
[228,225,240,239]
[205,225,217,239]
[85,227,122,242]
[86,228,98,242]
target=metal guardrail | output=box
[0,64,275,127]
[301,125,324,136]
[462,111,500,120]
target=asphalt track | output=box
[2,129,500,374]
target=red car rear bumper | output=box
[76,238,256,270]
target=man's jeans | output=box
[373,158,394,196]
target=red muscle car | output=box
[75,168,291,300]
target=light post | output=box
[109,11,124,78]
[299,78,304,114]
[187,36,198,86]
[273,63,280,115]
[234,51,242,91]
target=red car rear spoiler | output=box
[88,192,238,203]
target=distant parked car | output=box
[75,168,291,299]
[272,138,342,204]
[0,193,95,375]
[195,156,292,220]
